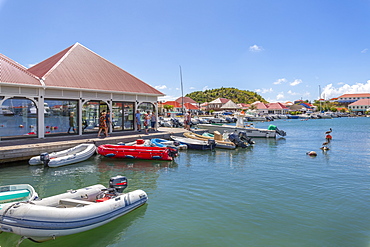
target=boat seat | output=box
[59,198,95,207]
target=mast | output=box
[319,85,322,112]
[179,65,184,113]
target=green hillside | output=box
[185,87,267,104]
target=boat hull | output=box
[97,144,177,161]
[170,135,216,150]
[183,132,236,149]
[29,144,96,167]
[150,138,188,149]
[0,185,147,242]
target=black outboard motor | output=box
[239,131,255,145]
[171,118,182,128]
[228,132,238,144]
[40,152,50,167]
[207,139,216,150]
[109,175,128,193]
[275,127,287,137]
[167,147,179,158]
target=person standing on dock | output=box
[97,111,108,137]
[184,111,191,130]
[150,111,157,132]
[135,110,142,132]
[106,110,111,133]
[144,111,151,134]
[67,112,76,134]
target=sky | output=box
[1,0,370,103]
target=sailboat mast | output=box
[319,85,322,112]
[179,65,184,113]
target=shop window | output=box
[44,99,78,135]
[0,98,37,138]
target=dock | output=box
[0,127,197,165]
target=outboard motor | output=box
[207,139,216,150]
[171,118,181,128]
[109,175,128,193]
[275,127,286,137]
[228,132,239,144]
[239,131,255,145]
[167,147,179,158]
[40,152,50,166]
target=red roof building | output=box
[348,99,370,113]
[1,43,165,139]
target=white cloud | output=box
[249,45,263,52]
[287,90,298,95]
[255,88,273,94]
[27,63,37,68]
[361,48,368,53]
[321,80,370,99]
[290,79,302,86]
[203,86,209,91]
[273,78,287,85]
[154,85,167,90]
[189,87,195,90]
[276,93,285,100]
[158,95,178,102]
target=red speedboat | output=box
[97,144,178,161]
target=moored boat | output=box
[119,139,152,146]
[150,138,188,149]
[170,135,216,150]
[28,143,97,167]
[197,120,286,138]
[184,132,236,149]
[97,144,178,161]
[0,184,38,206]
[0,176,147,242]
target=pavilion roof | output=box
[27,43,164,95]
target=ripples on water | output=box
[0,117,369,247]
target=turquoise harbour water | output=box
[1,117,370,247]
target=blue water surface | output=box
[0,117,369,247]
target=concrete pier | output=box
[0,127,197,164]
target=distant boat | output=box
[170,135,216,150]
[184,131,236,149]
[197,114,286,138]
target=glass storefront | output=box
[44,99,78,135]
[123,102,134,130]
[111,102,134,131]
[0,98,153,139]
[0,98,38,138]
[82,101,100,134]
